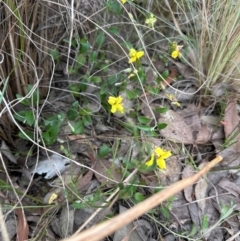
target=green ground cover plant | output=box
[0,0,240,240]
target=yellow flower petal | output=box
[111,105,117,113]
[121,0,127,3]
[171,50,181,59]
[129,48,137,57]
[115,96,123,104]
[154,147,164,157]
[136,51,144,59]
[145,153,155,167]
[156,157,166,169]
[128,48,144,63]
[116,104,124,113]
[108,96,116,105]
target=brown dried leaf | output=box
[16,209,29,241]
[77,169,94,193]
[159,110,193,144]
[196,125,211,143]
[182,165,195,203]
[224,93,240,151]
[94,159,122,187]
[218,178,240,197]
[195,162,208,211]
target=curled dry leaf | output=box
[16,209,29,241]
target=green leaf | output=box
[25,110,35,126]
[18,130,34,141]
[137,116,151,124]
[108,27,119,34]
[16,94,29,106]
[157,123,168,130]
[44,113,65,127]
[98,144,112,158]
[67,109,79,121]
[188,223,198,237]
[106,0,121,15]
[136,125,153,132]
[49,49,60,61]
[161,69,169,79]
[73,121,84,134]
[90,51,98,62]
[72,201,86,209]
[201,215,209,230]
[80,39,90,54]
[220,202,235,220]
[96,32,105,48]
[147,86,160,95]
[155,107,169,114]
[134,192,145,203]
[125,89,139,100]
[89,76,101,83]
[14,110,35,126]
[159,206,170,221]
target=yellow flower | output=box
[145,147,172,170]
[170,42,183,59]
[108,96,124,114]
[171,50,181,59]
[155,147,172,169]
[165,94,181,107]
[121,0,127,3]
[145,13,157,28]
[145,153,155,167]
[128,48,144,63]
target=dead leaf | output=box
[218,178,240,197]
[133,219,154,241]
[94,159,122,187]
[16,209,29,241]
[60,207,74,238]
[182,165,195,202]
[224,93,240,151]
[195,162,208,211]
[77,169,94,193]
[159,110,193,144]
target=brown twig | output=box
[61,155,223,241]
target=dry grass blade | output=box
[61,155,223,241]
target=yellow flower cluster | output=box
[145,14,157,28]
[165,93,181,107]
[171,42,182,59]
[108,96,124,114]
[145,147,172,169]
[128,48,144,63]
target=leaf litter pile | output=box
[1,1,240,241]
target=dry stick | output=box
[61,155,223,241]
